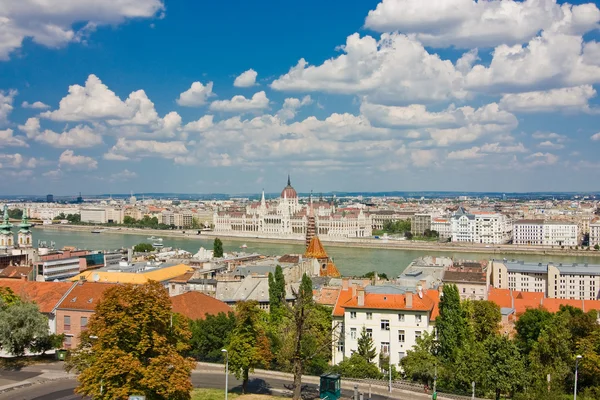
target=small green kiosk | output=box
[319,373,341,399]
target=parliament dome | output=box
[280,175,298,199]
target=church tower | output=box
[0,205,14,250]
[17,209,32,248]
[306,191,316,248]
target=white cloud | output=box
[364,0,600,49]
[0,153,24,168]
[176,81,215,107]
[233,69,258,87]
[105,138,188,160]
[18,117,102,148]
[526,152,559,166]
[0,129,28,147]
[591,132,600,141]
[447,147,484,160]
[532,131,567,142]
[59,149,98,170]
[21,101,50,109]
[42,169,62,179]
[184,115,214,132]
[0,89,17,125]
[411,149,436,167]
[276,96,312,121]
[0,0,164,60]
[499,85,597,113]
[110,169,137,181]
[271,33,468,103]
[538,140,565,149]
[465,32,600,93]
[209,91,269,113]
[480,142,527,153]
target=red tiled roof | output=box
[305,237,328,259]
[313,287,341,307]
[333,288,353,317]
[0,266,33,279]
[321,260,341,278]
[171,291,231,320]
[169,272,195,283]
[57,282,117,311]
[0,279,74,313]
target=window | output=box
[398,313,405,322]
[81,316,88,329]
[64,315,71,331]
[398,330,405,343]
[337,341,344,353]
[366,328,373,338]
[366,312,373,320]
[350,328,357,339]
[381,319,390,331]
[350,311,356,319]
[415,331,422,340]
[64,335,72,348]
[381,342,390,355]
[415,314,422,323]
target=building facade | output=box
[591,221,600,248]
[430,218,451,240]
[411,214,432,236]
[450,207,512,244]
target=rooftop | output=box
[171,291,231,320]
[0,279,75,313]
[57,282,117,311]
[71,264,194,284]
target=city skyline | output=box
[1,0,600,195]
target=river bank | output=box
[34,224,600,258]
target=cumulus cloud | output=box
[271,33,468,103]
[365,0,600,49]
[411,149,437,167]
[276,96,312,121]
[21,101,50,109]
[104,138,188,161]
[18,117,102,148]
[176,81,215,107]
[233,69,258,87]
[591,132,600,141]
[209,91,269,113]
[447,147,484,160]
[183,115,214,132]
[59,149,98,170]
[110,169,137,181]
[538,140,565,149]
[0,0,164,60]
[499,85,597,113]
[42,169,62,179]
[532,131,567,142]
[0,89,17,125]
[526,152,559,166]
[0,129,28,148]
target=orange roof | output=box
[0,279,75,313]
[427,289,440,321]
[321,260,341,278]
[304,236,328,259]
[313,287,341,306]
[169,272,195,283]
[486,287,600,316]
[57,282,117,311]
[333,288,353,317]
[0,266,32,279]
[171,291,231,320]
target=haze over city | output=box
[1,0,600,195]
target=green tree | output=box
[65,281,195,400]
[595,244,600,250]
[0,287,21,309]
[361,271,389,281]
[268,265,286,323]
[53,212,66,221]
[437,284,468,362]
[67,213,81,223]
[444,340,488,396]
[189,312,236,362]
[464,300,501,342]
[357,326,377,362]
[576,329,600,390]
[0,301,50,356]
[228,301,272,393]
[332,353,381,379]
[213,238,224,258]
[515,307,553,355]
[8,208,23,219]
[133,243,155,253]
[31,333,66,355]
[400,330,438,385]
[123,216,136,225]
[557,305,598,347]
[484,334,525,400]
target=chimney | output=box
[342,277,349,292]
[352,284,357,297]
[358,288,365,307]
[406,291,413,308]
[20,275,27,281]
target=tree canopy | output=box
[133,242,155,253]
[188,311,236,362]
[437,284,468,362]
[66,281,195,400]
[213,238,224,258]
[0,301,50,356]
[357,326,377,363]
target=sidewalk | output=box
[0,364,75,394]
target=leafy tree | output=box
[515,307,553,354]
[268,265,286,323]
[575,329,600,390]
[8,208,23,219]
[484,334,525,400]
[332,353,381,379]
[123,216,136,225]
[31,333,65,354]
[228,301,272,393]
[357,326,377,363]
[595,244,600,251]
[65,281,195,400]
[188,312,236,362]
[437,284,468,362]
[463,300,501,342]
[400,330,438,385]
[53,212,66,221]
[0,301,50,356]
[66,213,81,223]
[361,271,389,281]
[213,238,224,258]
[404,231,414,240]
[382,219,411,234]
[557,305,598,347]
[443,340,488,396]
[0,287,21,309]
[134,243,155,253]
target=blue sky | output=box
[1,0,600,195]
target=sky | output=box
[1,0,600,196]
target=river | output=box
[29,228,600,278]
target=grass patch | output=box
[191,389,287,400]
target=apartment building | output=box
[332,280,440,367]
[430,218,451,240]
[591,221,600,247]
[411,214,432,236]
[80,207,123,224]
[490,259,600,300]
[451,207,512,244]
[442,261,489,301]
[542,221,578,247]
[513,219,544,245]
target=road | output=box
[0,370,398,400]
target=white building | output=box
[513,219,544,245]
[591,221,600,248]
[430,218,451,240]
[332,281,439,367]
[214,177,372,239]
[80,208,106,224]
[490,259,600,300]
[542,221,578,247]
[450,207,512,244]
[35,257,83,281]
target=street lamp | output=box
[222,349,229,400]
[574,355,583,400]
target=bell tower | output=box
[18,209,32,248]
[0,205,14,250]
